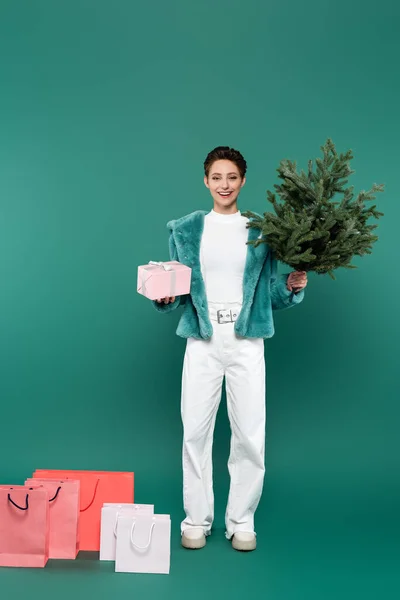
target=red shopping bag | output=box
[0,485,49,568]
[33,470,134,551]
[25,478,80,559]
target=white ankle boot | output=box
[231,532,256,551]
[181,527,206,549]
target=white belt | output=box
[208,304,241,324]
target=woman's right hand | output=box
[156,297,176,304]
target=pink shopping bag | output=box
[25,478,80,559]
[0,485,49,568]
[33,469,134,551]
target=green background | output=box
[0,0,399,598]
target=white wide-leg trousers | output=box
[180,305,266,539]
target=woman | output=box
[154,146,307,552]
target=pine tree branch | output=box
[243,139,384,275]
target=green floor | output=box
[2,479,398,600]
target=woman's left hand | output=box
[287,270,308,292]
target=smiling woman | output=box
[153,145,307,553]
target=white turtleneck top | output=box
[199,209,249,305]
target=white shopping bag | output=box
[115,513,171,574]
[100,503,154,561]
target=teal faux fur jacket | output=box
[152,210,304,339]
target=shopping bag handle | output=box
[8,486,60,509]
[113,513,121,538]
[49,486,62,502]
[8,493,29,511]
[130,520,156,551]
[113,507,144,537]
[80,479,100,512]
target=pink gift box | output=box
[137,261,191,301]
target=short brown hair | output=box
[204,146,247,178]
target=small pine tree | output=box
[243,139,384,279]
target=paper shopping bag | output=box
[100,503,154,561]
[115,513,171,574]
[33,470,134,551]
[0,485,49,568]
[25,478,80,559]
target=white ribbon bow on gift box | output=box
[140,261,176,298]
[148,261,172,271]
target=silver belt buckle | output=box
[217,309,238,324]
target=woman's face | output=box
[204,159,245,213]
